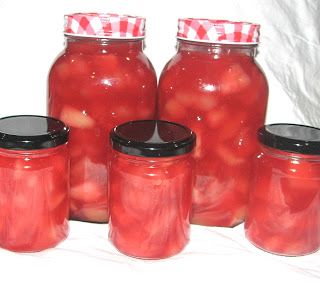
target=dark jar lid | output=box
[0,115,70,150]
[258,123,320,155]
[110,120,196,157]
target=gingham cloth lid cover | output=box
[64,13,146,38]
[177,19,260,44]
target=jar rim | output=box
[258,123,320,155]
[0,115,69,150]
[110,120,196,158]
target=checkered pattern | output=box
[177,19,260,44]
[64,13,145,38]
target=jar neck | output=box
[65,35,145,54]
[0,145,66,158]
[177,39,257,58]
[261,145,320,162]
[114,150,191,166]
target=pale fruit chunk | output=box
[217,111,247,142]
[206,106,228,129]
[163,98,187,120]
[60,106,95,129]
[55,56,91,81]
[112,105,135,121]
[232,128,257,158]
[215,145,246,166]
[70,181,104,203]
[93,54,118,72]
[195,95,217,112]
[54,62,70,81]
[175,92,196,108]
[176,91,217,112]
[219,64,250,95]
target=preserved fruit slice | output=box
[163,98,187,121]
[70,181,104,204]
[60,106,95,129]
[219,64,251,95]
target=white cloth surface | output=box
[0,221,319,289]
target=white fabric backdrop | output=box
[0,0,319,288]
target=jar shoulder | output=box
[49,49,157,81]
[159,51,268,95]
[162,51,265,73]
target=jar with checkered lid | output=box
[158,19,269,227]
[48,13,157,223]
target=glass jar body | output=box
[158,40,268,227]
[245,146,320,256]
[0,145,69,252]
[48,36,157,223]
[109,151,193,259]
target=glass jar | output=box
[158,19,269,227]
[0,115,69,252]
[48,13,157,223]
[109,120,196,259]
[245,124,320,256]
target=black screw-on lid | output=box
[258,123,320,155]
[0,115,70,150]
[110,120,196,157]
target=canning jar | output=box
[0,115,69,252]
[245,124,320,256]
[109,120,196,259]
[48,13,157,222]
[158,19,269,227]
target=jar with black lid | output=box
[245,123,320,256]
[0,115,69,252]
[109,120,196,259]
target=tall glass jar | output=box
[158,19,269,227]
[245,124,320,256]
[109,120,195,259]
[0,115,69,252]
[48,13,157,222]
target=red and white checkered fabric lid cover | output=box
[64,13,146,38]
[177,19,260,44]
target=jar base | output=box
[191,214,244,228]
[70,208,109,224]
[0,234,68,253]
[110,239,188,260]
[245,233,320,257]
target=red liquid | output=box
[245,147,320,256]
[0,145,69,252]
[158,42,268,227]
[109,151,193,259]
[48,37,157,222]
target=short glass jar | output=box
[245,124,320,256]
[109,120,196,259]
[0,115,70,252]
